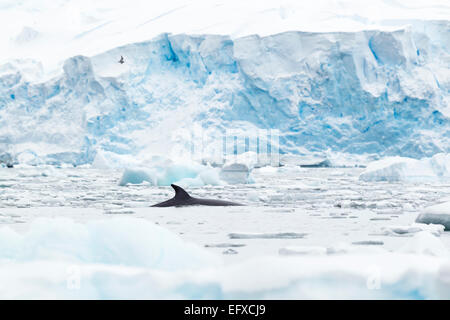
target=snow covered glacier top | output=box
[2,1,450,68]
[0,20,449,165]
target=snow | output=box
[279,246,328,256]
[359,154,450,182]
[1,1,449,71]
[228,232,308,239]
[118,168,156,186]
[118,164,226,187]
[116,158,245,187]
[92,151,248,187]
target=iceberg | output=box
[116,156,229,187]
[416,201,450,230]
[359,153,450,182]
[381,223,445,237]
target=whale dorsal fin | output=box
[171,184,191,200]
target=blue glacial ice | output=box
[0,21,449,166]
[117,162,225,187]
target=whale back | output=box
[171,184,191,200]
[151,184,243,207]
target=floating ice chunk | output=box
[279,246,327,256]
[156,162,203,186]
[359,154,450,182]
[204,243,246,248]
[118,158,227,187]
[399,231,450,257]
[264,208,295,213]
[0,217,220,270]
[352,240,384,246]
[382,223,445,237]
[416,216,450,231]
[16,150,42,166]
[168,163,225,186]
[93,151,226,187]
[416,201,450,231]
[223,249,238,255]
[118,168,156,186]
[370,217,391,221]
[228,232,307,239]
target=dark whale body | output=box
[151,184,244,207]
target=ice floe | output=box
[0,217,220,271]
[279,246,328,256]
[359,154,450,182]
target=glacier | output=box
[0,20,449,166]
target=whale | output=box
[151,184,244,207]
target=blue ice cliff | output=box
[0,20,449,166]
